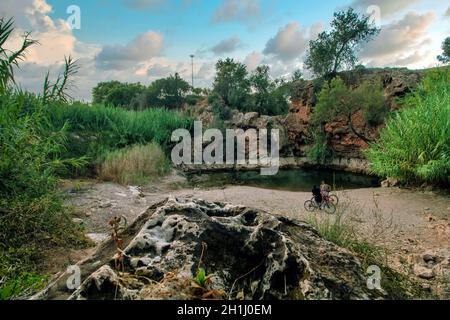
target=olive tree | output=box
[305,8,380,80]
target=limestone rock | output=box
[413,265,435,280]
[35,197,384,300]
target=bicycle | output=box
[310,193,339,205]
[304,196,336,214]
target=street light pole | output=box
[190,54,194,89]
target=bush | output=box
[306,131,332,164]
[366,68,450,185]
[98,143,170,185]
[358,82,389,126]
[0,92,87,299]
[46,102,193,174]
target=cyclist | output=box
[312,185,322,206]
[320,180,331,201]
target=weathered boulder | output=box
[35,197,383,300]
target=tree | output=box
[311,77,387,143]
[249,65,289,116]
[145,73,190,109]
[437,37,450,64]
[305,8,380,80]
[92,81,123,104]
[291,69,303,82]
[212,58,251,110]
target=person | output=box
[320,180,331,200]
[312,185,322,205]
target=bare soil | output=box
[52,177,450,298]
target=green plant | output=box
[306,204,432,299]
[0,18,88,299]
[0,17,38,94]
[366,68,450,185]
[305,8,380,80]
[359,81,389,126]
[43,56,80,103]
[192,268,213,289]
[312,77,387,143]
[306,131,332,164]
[98,143,170,185]
[437,37,450,64]
[45,102,193,175]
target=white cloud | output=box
[146,63,174,77]
[95,31,164,70]
[350,0,419,16]
[361,11,435,68]
[211,0,260,24]
[263,22,323,62]
[211,36,243,55]
[243,51,262,71]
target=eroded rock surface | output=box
[36,197,384,300]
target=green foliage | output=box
[211,58,252,112]
[43,56,80,104]
[305,8,380,79]
[92,81,145,109]
[0,274,47,300]
[98,143,170,185]
[312,77,388,142]
[145,73,191,109]
[358,81,389,126]
[366,68,450,185]
[306,132,332,164]
[92,73,192,110]
[306,206,432,300]
[46,102,193,174]
[192,268,213,289]
[0,18,38,95]
[437,37,450,64]
[249,65,289,116]
[210,59,289,117]
[0,93,88,299]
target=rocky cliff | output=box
[286,68,422,159]
[34,198,384,300]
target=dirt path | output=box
[60,179,450,298]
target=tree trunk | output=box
[348,114,372,144]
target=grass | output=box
[306,203,435,300]
[98,143,170,185]
[47,101,193,174]
[0,92,89,300]
[366,68,450,185]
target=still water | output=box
[185,169,381,192]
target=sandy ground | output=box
[57,178,450,298]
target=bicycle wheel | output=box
[304,200,316,212]
[322,202,336,214]
[330,194,339,205]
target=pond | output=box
[185,169,381,192]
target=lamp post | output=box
[190,54,194,89]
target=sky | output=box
[1,0,449,101]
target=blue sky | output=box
[46,0,342,60]
[1,0,449,100]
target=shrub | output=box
[358,82,389,126]
[98,143,170,185]
[366,68,450,185]
[312,77,388,142]
[46,102,193,174]
[306,131,332,164]
[0,92,88,299]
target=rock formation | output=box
[34,198,384,300]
